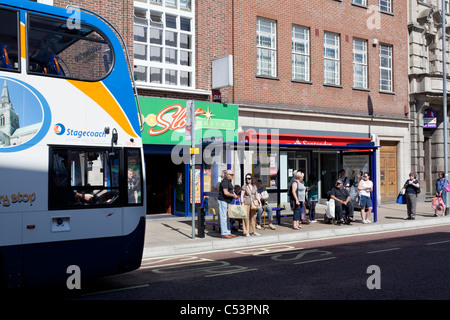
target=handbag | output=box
[445,184,450,192]
[247,185,261,210]
[251,198,260,210]
[304,191,311,210]
[396,193,406,204]
[228,199,249,219]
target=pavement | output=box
[142,201,450,259]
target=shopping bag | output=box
[432,197,445,211]
[228,201,249,219]
[396,193,406,204]
[325,199,335,219]
[432,197,439,209]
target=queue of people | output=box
[217,167,445,238]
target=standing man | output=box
[218,169,239,238]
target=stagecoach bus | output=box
[0,0,146,289]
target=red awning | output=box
[239,130,373,147]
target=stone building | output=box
[408,0,450,197]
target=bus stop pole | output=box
[442,1,449,215]
[189,100,196,238]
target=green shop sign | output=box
[138,97,238,145]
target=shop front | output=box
[138,96,238,216]
[203,126,379,222]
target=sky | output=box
[1,79,43,128]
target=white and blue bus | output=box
[0,0,146,289]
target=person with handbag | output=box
[403,172,420,220]
[241,174,260,237]
[218,170,240,238]
[290,171,306,230]
[256,180,276,230]
[434,171,447,217]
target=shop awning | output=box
[239,129,376,149]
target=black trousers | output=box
[334,200,354,220]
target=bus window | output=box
[127,149,142,205]
[0,8,19,71]
[49,147,121,209]
[27,14,113,80]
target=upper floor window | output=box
[324,31,340,85]
[352,0,367,6]
[0,8,19,72]
[292,25,310,81]
[134,1,194,88]
[136,0,191,10]
[379,44,393,92]
[379,0,392,13]
[353,38,368,89]
[257,17,277,77]
[27,14,113,81]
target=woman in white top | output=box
[357,172,373,223]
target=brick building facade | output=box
[39,0,412,206]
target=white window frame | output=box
[257,17,277,77]
[379,0,392,13]
[292,25,310,81]
[353,38,368,89]
[324,31,340,85]
[352,0,367,6]
[379,44,393,92]
[133,0,195,91]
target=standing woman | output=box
[291,171,306,229]
[403,172,420,220]
[434,171,448,216]
[357,172,373,223]
[241,173,260,237]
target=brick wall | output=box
[197,0,409,118]
[53,0,133,62]
[51,0,408,117]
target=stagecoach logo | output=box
[54,123,65,135]
[53,122,107,139]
